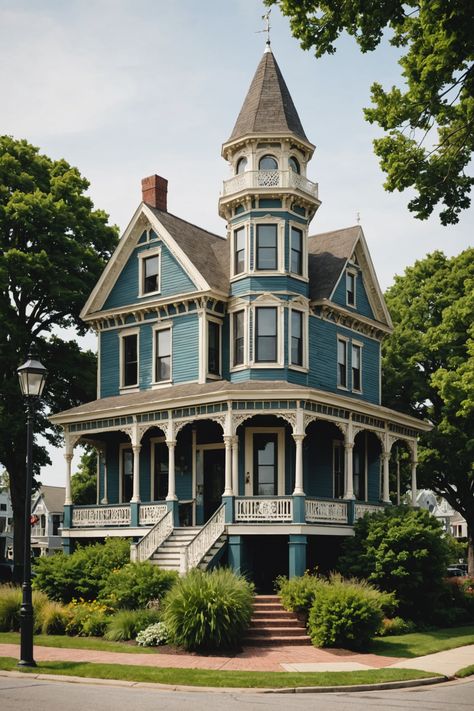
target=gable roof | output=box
[308,225,393,328]
[81,204,229,319]
[32,486,65,514]
[227,49,310,145]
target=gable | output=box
[331,263,376,320]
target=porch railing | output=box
[235,497,293,522]
[305,498,348,524]
[354,503,384,520]
[139,503,168,525]
[130,509,173,563]
[181,504,226,574]
[71,505,131,528]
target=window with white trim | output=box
[352,343,362,392]
[346,270,356,306]
[290,226,303,275]
[138,248,161,296]
[121,333,138,388]
[234,226,246,275]
[337,338,348,388]
[256,224,278,270]
[233,311,245,367]
[255,307,277,363]
[155,327,171,383]
[290,310,303,367]
[207,320,221,376]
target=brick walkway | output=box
[0,643,401,672]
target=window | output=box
[259,155,278,170]
[289,156,300,173]
[352,343,362,391]
[122,333,138,387]
[256,224,277,270]
[233,311,245,366]
[346,271,356,306]
[236,156,247,174]
[155,328,171,382]
[290,226,303,275]
[255,307,277,362]
[290,310,303,366]
[121,448,133,502]
[208,321,220,376]
[143,254,159,293]
[234,226,246,275]
[337,338,347,388]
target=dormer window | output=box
[138,247,161,296]
[236,157,247,174]
[259,155,278,170]
[346,270,356,307]
[289,156,300,174]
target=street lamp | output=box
[17,355,47,667]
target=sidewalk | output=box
[2,641,472,675]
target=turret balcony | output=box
[222,169,319,201]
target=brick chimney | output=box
[141,174,168,211]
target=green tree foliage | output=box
[382,249,474,574]
[71,449,97,505]
[0,136,118,579]
[267,1,474,224]
[338,507,452,621]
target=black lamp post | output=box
[17,355,47,668]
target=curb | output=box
[0,669,450,694]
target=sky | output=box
[1,0,472,487]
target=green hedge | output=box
[99,562,178,610]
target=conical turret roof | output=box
[227,48,309,144]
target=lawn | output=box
[0,657,439,688]
[0,632,155,654]
[367,625,474,658]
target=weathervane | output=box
[256,9,272,50]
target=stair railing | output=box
[180,504,226,574]
[130,509,173,563]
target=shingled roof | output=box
[308,226,360,302]
[227,49,309,144]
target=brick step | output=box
[251,618,306,628]
[251,610,295,619]
[254,595,280,602]
[243,635,312,647]
[245,626,308,637]
[252,603,286,611]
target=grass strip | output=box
[0,632,155,654]
[455,665,474,679]
[367,625,474,659]
[0,657,439,688]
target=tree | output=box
[0,136,118,581]
[71,449,97,505]
[267,1,474,224]
[382,248,474,574]
[338,507,452,621]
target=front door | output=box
[203,449,225,520]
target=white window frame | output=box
[231,223,249,278]
[244,427,285,496]
[288,306,308,372]
[138,246,161,297]
[251,216,285,275]
[351,340,363,393]
[119,327,140,391]
[251,300,284,368]
[288,220,308,280]
[152,322,172,387]
[337,335,349,391]
[206,316,222,379]
[119,443,133,503]
[230,306,248,371]
[346,268,357,307]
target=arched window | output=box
[289,156,300,174]
[236,156,247,174]
[259,155,278,170]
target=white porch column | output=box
[344,441,355,499]
[223,435,233,496]
[166,440,177,501]
[411,459,418,506]
[292,434,305,495]
[64,453,73,505]
[231,435,239,496]
[382,451,391,503]
[131,445,141,503]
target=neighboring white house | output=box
[416,489,467,540]
[31,486,65,556]
[0,490,13,561]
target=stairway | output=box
[243,595,312,646]
[149,526,201,571]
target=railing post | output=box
[180,549,188,576]
[130,543,138,562]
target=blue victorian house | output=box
[51,44,429,590]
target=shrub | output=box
[275,572,323,617]
[66,599,110,637]
[308,574,394,650]
[378,616,416,636]
[37,600,71,635]
[136,622,169,647]
[434,577,474,626]
[33,538,130,603]
[338,507,451,622]
[0,585,49,632]
[100,563,178,610]
[162,568,254,651]
[104,608,161,641]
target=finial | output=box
[256,9,271,51]
[356,211,361,224]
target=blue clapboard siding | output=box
[332,269,375,320]
[309,316,380,404]
[231,276,308,297]
[172,313,199,383]
[140,324,152,390]
[100,330,120,397]
[103,242,197,310]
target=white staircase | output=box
[149,527,201,571]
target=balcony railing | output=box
[70,502,167,528]
[222,170,318,199]
[305,498,348,524]
[235,497,293,522]
[353,503,384,520]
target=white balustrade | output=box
[181,505,226,573]
[131,509,173,563]
[139,503,168,525]
[354,504,383,520]
[71,505,131,527]
[222,171,318,199]
[235,497,293,522]
[305,499,348,524]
